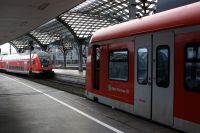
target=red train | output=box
[86,2,200,133]
[0,51,54,77]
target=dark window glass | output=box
[95,47,100,69]
[39,57,49,67]
[137,48,148,84]
[156,46,170,87]
[185,45,200,91]
[33,60,36,65]
[187,47,196,59]
[93,46,100,90]
[96,47,100,61]
[109,50,128,81]
[198,47,200,59]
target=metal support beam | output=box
[129,0,137,19]
[9,41,20,54]
[56,17,83,72]
[70,11,122,22]
[56,17,80,43]
[9,44,11,55]
[26,33,47,51]
[78,44,83,72]
[29,40,33,74]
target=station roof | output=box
[6,0,157,52]
[0,0,84,46]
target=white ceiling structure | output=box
[0,0,84,45]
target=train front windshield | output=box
[39,57,50,67]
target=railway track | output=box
[46,78,85,88]
[29,76,85,97]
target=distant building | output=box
[49,46,86,68]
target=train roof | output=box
[2,54,30,60]
[91,2,200,43]
[0,51,50,61]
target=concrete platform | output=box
[53,69,86,77]
[53,69,85,85]
[0,73,180,133]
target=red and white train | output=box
[0,51,54,76]
[86,2,200,133]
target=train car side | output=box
[0,52,54,77]
[173,31,200,132]
[86,2,200,133]
[0,56,4,71]
[86,42,134,113]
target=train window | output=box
[185,45,200,91]
[39,57,49,67]
[187,47,196,59]
[109,50,128,81]
[96,47,100,62]
[137,48,148,84]
[156,45,170,88]
[33,60,36,65]
[198,47,200,59]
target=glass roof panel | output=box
[11,0,157,52]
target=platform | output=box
[53,69,85,85]
[0,73,179,133]
[53,69,86,77]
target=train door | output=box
[152,32,174,126]
[93,45,100,90]
[134,34,152,119]
[134,32,174,126]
